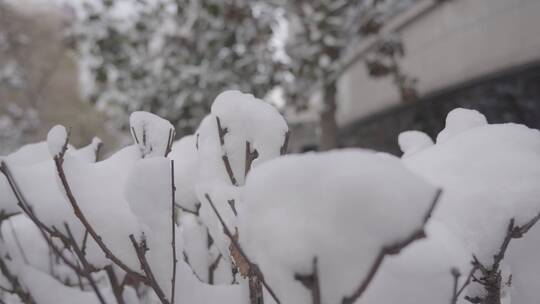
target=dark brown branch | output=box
[280,131,291,155]
[227,200,237,217]
[208,253,222,285]
[170,161,177,304]
[222,155,237,186]
[52,150,148,283]
[165,129,176,157]
[81,230,90,257]
[294,257,321,304]
[466,213,540,304]
[64,223,107,304]
[95,141,104,163]
[216,116,228,146]
[204,193,281,304]
[0,160,88,274]
[215,116,238,186]
[129,234,170,304]
[0,256,35,304]
[130,127,140,145]
[451,264,478,304]
[342,189,442,304]
[244,141,259,178]
[174,203,200,216]
[105,266,125,304]
[0,210,20,225]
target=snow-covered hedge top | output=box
[402,108,540,261]
[196,90,288,186]
[130,111,175,158]
[239,149,439,303]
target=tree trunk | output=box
[319,80,338,151]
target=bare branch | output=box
[170,160,177,304]
[208,253,222,285]
[0,256,35,304]
[215,116,238,186]
[451,264,479,304]
[280,131,291,156]
[244,141,259,178]
[466,212,540,303]
[51,146,148,283]
[204,193,281,304]
[64,223,107,304]
[294,257,321,304]
[129,235,170,304]
[105,266,125,304]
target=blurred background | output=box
[1,0,539,155]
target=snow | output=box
[46,125,68,157]
[58,144,142,269]
[404,110,540,261]
[196,90,289,186]
[361,221,470,304]
[130,111,175,158]
[125,157,175,296]
[400,108,540,302]
[169,135,199,212]
[238,149,438,303]
[3,106,540,304]
[398,130,434,157]
[435,108,488,144]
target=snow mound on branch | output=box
[196,90,288,186]
[0,134,104,234]
[239,150,438,304]
[403,109,540,301]
[17,264,116,304]
[1,215,48,271]
[436,108,487,144]
[174,232,246,304]
[130,111,175,158]
[125,157,174,296]
[169,135,199,212]
[197,182,240,260]
[46,125,68,157]
[3,142,52,166]
[404,118,540,261]
[398,130,433,157]
[59,145,143,269]
[73,137,103,162]
[362,221,470,304]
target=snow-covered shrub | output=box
[1,99,539,304]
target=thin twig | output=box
[204,193,281,304]
[208,253,222,285]
[129,235,170,304]
[451,264,478,304]
[466,213,540,303]
[244,141,259,178]
[52,147,148,283]
[280,131,290,155]
[0,256,35,304]
[170,160,178,304]
[64,223,107,304]
[105,266,125,304]
[294,257,321,304]
[0,160,88,274]
[215,116,238,186]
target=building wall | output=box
[337,0,540,127]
